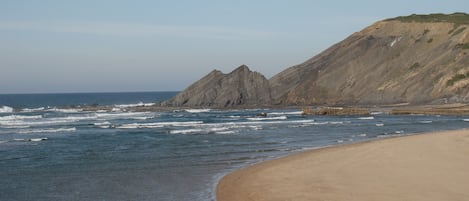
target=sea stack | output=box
[162,65,272,107]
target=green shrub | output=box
[455,43,469,49]
[423,29,430,35]
[387,13,469,25]
[447,72,469,86]
[409,62,421,70]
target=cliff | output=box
[165,13,469,107]
[270,13,469,105]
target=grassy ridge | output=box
[387,12,469,25]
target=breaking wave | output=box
[0,115,42,121]
[185,109,211,113]
[17,127,76,134]
[117,121,204,129]
[357,117,374,120]
[21,107,45,112]
[0,106,13,113]
[268,111,303,116]
[247,116,287,121]
[46,108,83,113]
[114,102,155,108]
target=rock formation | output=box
[270,13,469,105]
[162,65,272,107]
[165,13,469,107]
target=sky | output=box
[0,0,467,94]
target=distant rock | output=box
[162,65,272,107]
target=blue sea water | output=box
[0,92,468,201]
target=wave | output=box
[463,119,469,122]
[418,120,433,124]
[21,107,45,112]
[0,118,78,127]
[185,109,211,113]
[1,125,31,129]
[17,127,76,134]
[0,115,42,121]
[216,131,236,135]
[170,129,204,134]
[50,115,98,121]
[0,106,13,113]
[170,127,231,135]
[247,116,287,121]
[95,111,151,119]
[375,123,384,127]
[94,121,111,128]
[114,102,155,108]
[357,117,374,120]
[117,121,204,129]
[268,111,303,116]
[46,108,82,113]
[357,133,367,137]
[117,123,164,129]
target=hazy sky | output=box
[0,0,466,93]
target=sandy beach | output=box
[217,129,469,201]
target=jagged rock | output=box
[162,65,272,107]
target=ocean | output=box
[0,92,468,201]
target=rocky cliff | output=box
[162,65,271,107]
[165,13,469,107]
[270,13,469,105]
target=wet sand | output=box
[217,129,469,201]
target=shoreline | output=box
[216,129,469,201]
[46,102,469,116]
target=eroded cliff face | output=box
[162,65,271,107]
[165,14,469,107]
[270,18,469,105]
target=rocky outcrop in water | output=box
[162,65,272,107]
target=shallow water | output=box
[1,93,468,201]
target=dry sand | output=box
[217,129,469,201]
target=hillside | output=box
[164,13,469,107]
[270,12,469,105]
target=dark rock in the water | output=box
[28,138,48,142]
[162,65,272,107]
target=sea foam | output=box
[358,117,374,120]
[17,127,76,134]
[247,116,287,121]
[0,115,42,121]
[21,107,45,112]
[268,111,303,116]
[117,121,204,129]
[46,108,83,113]
[0,106,13,113]
[115,102,155,108]
[185,109,211,113]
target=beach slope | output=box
[217,130,469,201]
